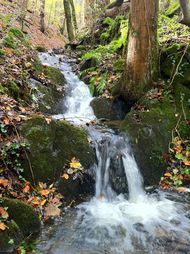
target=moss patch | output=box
[0,198,41,237]
[0,220,23,253]
[20,116,95,184]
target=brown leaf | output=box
[183,160,190,166]
[62,173,69,180]
[0,222,8,231]
[45,204,61,218]
[0,179,9,188]
[0,207,9,219]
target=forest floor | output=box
[0,0,65,49]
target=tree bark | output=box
[70,0,78,32]
[20,0,29,31]
[40,0,45,33]
[121,0,159,103]
[64,0,75,41]
[179,0,190,26]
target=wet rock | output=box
[32,61,65,114]
[20,116,96,184]
[80,57,100,71]
[58,173,95,201]
[90,96,128,120]
[0,198,41,237]
[0,220,23,253]
[109,91,190,192]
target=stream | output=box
[37,53,190,254]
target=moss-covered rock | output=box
[32,60,65,113]
[116,91,190,190]
[0,220,23,253]
[0,198,41,237]
[161,44,190,88]
[20,116,96,184]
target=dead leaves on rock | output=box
[160,137,190,190]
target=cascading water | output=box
[38,53,190,254]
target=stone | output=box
[0,220,23,253]
[109,90,190,193]
[80,57,100,71]
[0,198,41,237]
[90,96,129,120]
[20,116,96,184]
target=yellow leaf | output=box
[0,222,8,231]
[70,157,82,169]
[183,161,190,166]
[164,172,172,177]
[40,189,50,197]
[62,173,69,180]
[41,199,47,206]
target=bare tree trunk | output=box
[40,0,45,33]
[20,0,29,31]
[121,0,159,103]
[70,0,78,32]
[63,0,74,41]
[179,0,190,26]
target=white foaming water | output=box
[38,53,96,125]
[38,53,190,253]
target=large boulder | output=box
[0,220,23,253]
[79,57,100,71]
[32,61,65,114]
[0,198,41,253]
[20,116,96,184]
[90,96,128,120]
[110,87,190,192]
[0,198,41,237]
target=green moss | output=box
[164,0,180,17]
[7,80,20,98]
[9,27,25,40]
[44,66,65,86]
[35,45,47,52]
[20,116,95,183]
[113,58,125,72]
[0,49,5,56]
[0,198,41,237]
[3,33,17,48]
[0,220,23,253]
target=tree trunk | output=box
[20,0,29,31]
[40,0,45,33]
[121,0,159,103]
[70,0,78,32]
[179,0,190,26]
[64,0,75,41]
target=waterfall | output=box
[38,53,190,254]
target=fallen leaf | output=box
[164,172,172,177]
[45,204,61,218]
[0,207,9,219]
[0,222,8,231]
[62,173,69,180]
[183,161,190,166]
[70,158,82,169]
[23,182,30,193]
[40,189,50,197]
[0,179,9,188]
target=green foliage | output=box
[158,14,190,44]
[1,142,29,176]
[113,58,125,72]
[7,81,20,98]
[3,27,30,49]
[35,45,47,52]
[164,0,180,17]
[3,33,17,49]
[89,73,107,96]
[0,49,5,56]
[19,240,40,254]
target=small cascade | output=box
[38,53,190,254]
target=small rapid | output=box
[37,53,190,254]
